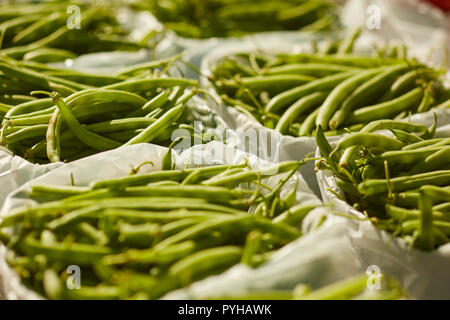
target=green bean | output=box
[4,124,47,144]
[101,209,230,225]
[123,104,185,146]
[414,224,450,244]
[266,63,359,77]
[119,185,244,203]
[394,187,450,207]
[95,197,245,214]
[337,28,362,54]
[281,53,402,68]
[324,123,365,137]
[297,274,368,300]
[224,75,316,92]
[0,102,11,115]
[48,80,78,96]
[400,138,445,152]
[275,92,327,135]
[116,54,183,77]
[42,269,64,300]
[65,285,123,300]
[4,98,53,118]
[385,204,450,222]
[102,78,197,93]
[127,91,170,118]
[240,231,263,268]
[158,219,205,239]
[202,161,302,187]
[103,241,198,266]
[0,61,51,87]
[277,1,324,22]
[418,185,450,203]
[90,170,186,190]
[116,221,160,248]
[413,138,450,150]
[273,204,317,226]
[265,71,357,114]
[45,70,124,87]
[335,132,404,154]
[316,69,381,130]
[336,130,407,168]
[300,14,335,32]
[298,107,320,136]
[85,118,156,134]
[64,89,147,109]
[436,99,450,109]
[23,48,77,64]
[50,93,121,151]
[19,236,112,266]
[78,222,109,246]
[46,108,60,162]
[169,246,242,284]
[435,203,450,213]
[408,147,450,174]
[389,129,423,144]
[201,171,260,187]
[0,94,36,105]
[358,170,450,196]
[315,125,333,160]
[330,64,411,129]
[389,68,435,97]
[30,184,90,197]
[380,147,444,165]
[346,88,423,125]
[48,76,93,91]
[12,12,65,45]
[0,14,43,39]
[320,38,340,55]
[359,120,428,134]
[417,85,434,113]
[162,137,183,171]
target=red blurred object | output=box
[424,0,450,11]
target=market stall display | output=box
[0,0,449,302]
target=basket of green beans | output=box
[131,0,340,39]
[0,0,157,60]
[0,54,227,164]
[205,30,450,137]
[0,143,321,299]
[314,118,450,251]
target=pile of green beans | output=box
[211,32,449,137]
[202,273,408,300]
[132,0,339,38]
[0,160,320,300]
[0,1,152,60]
[315,118,450,251]
[0,55,201,163]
